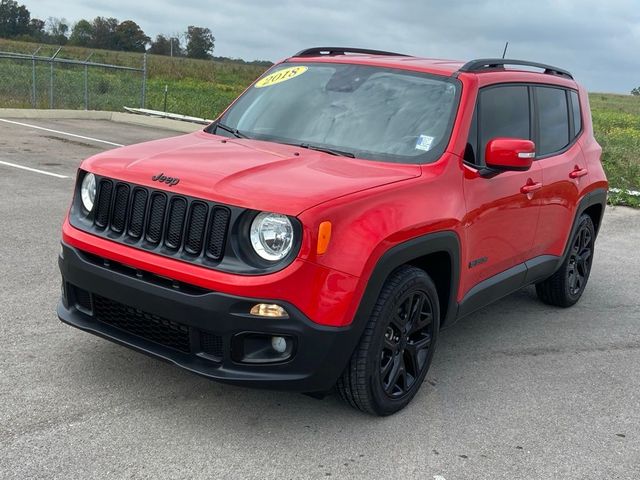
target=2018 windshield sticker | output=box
[254,66,308,88]
[415,135,435,151]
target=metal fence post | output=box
[30,46,41,108]
[49,61,54,109]
[84,52,93,111]
[32,59,36,107]
[84,64,88,110]
[141,53,147,108]
[49,47,62,109]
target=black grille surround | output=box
[69,172,302,275]
[88,177,230,261]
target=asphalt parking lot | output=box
[1,116,639,480]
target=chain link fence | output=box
[0,48,146,111]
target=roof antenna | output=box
[502,41,509,59]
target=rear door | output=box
[530,86,587,259]
[461,84,543,296]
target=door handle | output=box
[520,181,542,194]
[569,167,588,179]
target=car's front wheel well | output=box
[408,252,452,326]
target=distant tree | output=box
[148,34,171,55]
[185,26,214,59]
[46,17,68,44]
[169,34,185,57]
[149,34,183,56]
[115,20,149,52]
[68,19,93,46]
[28,17,45,41]
[0,0,31,38]
[91,16,118,49]
[0,0,17,37]
[632,87,640,96]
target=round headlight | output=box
[250,212,294,261]
[80,172,96,212]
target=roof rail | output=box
[458,58,573,79]
[292,47,410,58]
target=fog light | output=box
[271,336,287,353]
[250,303,289,318]
[232,333,295,364]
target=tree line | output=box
[0,0,215,59]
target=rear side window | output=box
[569,90,582,137]
[478,86,530,164]
[536,86,570,156]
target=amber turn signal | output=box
[317,221,332,255]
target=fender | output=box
[289,231,462,391]
[350,231,461,335]
[556,187,607,270]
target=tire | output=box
[536,213,596,307]
[336,265,440,416]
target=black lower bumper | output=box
[57,243,357,392]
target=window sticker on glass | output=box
[415,134,435,151]
[255,66,308,88]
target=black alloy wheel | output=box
[567,222,593,297]
[380,291,434,398]
[337,265,440,415]
[536,213,597,307]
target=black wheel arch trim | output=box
[352,231,461,333]
[558,188,607,269]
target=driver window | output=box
[477,86,531,165]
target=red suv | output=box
[58,48,608,415]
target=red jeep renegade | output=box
[58,48,608,415]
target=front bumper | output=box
[58,243,359,392]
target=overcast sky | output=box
[24,0,640,93]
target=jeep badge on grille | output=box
[152,173,180,186]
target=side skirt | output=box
[456,255,559,319]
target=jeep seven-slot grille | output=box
[93,179,230,261]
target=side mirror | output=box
[485,138,535,172]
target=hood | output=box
[82,131,421,215]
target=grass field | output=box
[1,38,639,206]
[589,94,640,206]
[0,38,267,119]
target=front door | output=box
[461,84,543,298]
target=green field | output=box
[0,38,267,119]
[589,94,640,207]
[1,38,639,206]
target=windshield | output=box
[214,63,460,164]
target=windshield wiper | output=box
[214,122,248,139]
[297,143,355,158]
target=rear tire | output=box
[336,265,439,416]
[536,213,596,307]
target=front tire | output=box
[337,266,439,416]
[536,213,596,307]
